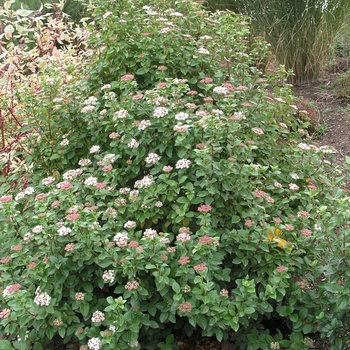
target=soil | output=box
[293,57,350,167]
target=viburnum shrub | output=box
[0,0,349,349]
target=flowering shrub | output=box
[0,0,350,349]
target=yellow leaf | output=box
[273,237,292,250]
[275,228,282,236]
[268,229,274,242]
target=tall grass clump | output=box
[1,0,350,349]
[210,0,350,84]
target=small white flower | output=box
[138,120,151,130]
[84,176,98,186]
[102,154,116,163]
[78,158,92,166]
[34,291,51,306]
[289,183,299,190]
[154,107,169,118]
[113,109,128,119]
[145,153,160,164]
[91,311,105,323]
[87,337,102,350]
[134,176,153,188]
[175,159,191,169]
[32,225,43,233]
[57,226,72,236]
[291,173,299,180]
[175,112,189,121]
[127,139,139,149]
[42,176,55,186]
[60,139,69,146]
[102,270,115,283]
[155,201,163,208]
[119,187,131,194]
[24,232,34,243]
[198,48,210,55]
[81,105,95,113]
[90,145,100,154]
[24,187,34,195]
[252,127,264,135]
[124,221,136,229]
[144,228,157,239]
[213,86,229,95]
[101,84,111,90]
[314,224,322,231]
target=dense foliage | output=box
[0,1,350,349]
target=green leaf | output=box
[0,340,14,350]
[244,306,255,314]
[302,323,314,334]
[16,9,33,16]
[4,24,14,33]
[171,280,181,294]
[80,302,90,318]
[335,294,349,311]
[289,314,299,322]
[33,343,43,350]
[215,328,224,342]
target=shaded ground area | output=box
[294,59,350,167]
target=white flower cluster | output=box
[57,226,72,236]
[104,208,118,218]
[175,112,189,121]
[175,159,191,169]
[84,176,98,186]
[143,228,157,239]
[63,169,83,180]
[198,47,210,55]
[113,109,128,119]
[114,232,128,247]
[154,106,169,118]
[15,187,35,201]
[32,225,43,233]
[138,119,151,130]
[127,138,139,149]
[34,288,51,306]
[87,337,102,350]
[42,176,55,186]
[81,96,98,114]
[60,138,69,146]
[102,153,116,163]
[145,153,160,164]
[89,145,100,154]
[119,187,131,195]
[102,270,115,283]
[124,221,136,229]
[24,232,34,243]
[213,86,229,95]
[91,311,105,323]
[78,158,92,166]
[134,175,153,188]
[174,123,191,132]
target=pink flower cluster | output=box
[198,204,212,213]
[198,235,213,245]
[125,281,139,290]
[194,263,206,271]
[253,189,274,203]
[2,283,21,297]
[178,302,192,313]
[178,256,190,265]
